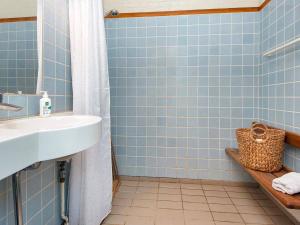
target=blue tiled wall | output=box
[0,161,60,225]
[260,0,300,171]
[0,0,72,121]
[0,94,40,120]
[0,21,38,94]
[0,0,72,224]
[106,13,261,181]
[43,0,72,112]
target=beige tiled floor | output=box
[103,177,295,225]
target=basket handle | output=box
[250,123,269,143]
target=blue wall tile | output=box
[260,0,300,172]
[0,21,37,94]
[42,0,72,113]
[106,12,261,181]
[107,2,300,181]
[0,1,72,225]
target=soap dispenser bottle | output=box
[40,91,52,117]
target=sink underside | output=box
[0,115,102,180]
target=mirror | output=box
[0,0,38,95]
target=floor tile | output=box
[159,187,181,195]
[262,207,283,216]
[202,185,225,191]
[182,195,207,203]
[115,192,135,199]
[206,197,232,205]
[155,215,185,225]
[223,186,249,193]
[251,193,268,200]
[102,224,121,225]
[184,210,213,221]
[183,202,210,211]
[182,189,204,196]
[204,190,228,198]
[132,199,156,208]
[231,198,259,206]
[180,179,201,184]
[185,219,216,225]
[121,181,139,187]
[120,176,139,181]
[212,212,243,223]
[156,209,185,225]
[257,199,276,207]
[134,193,157,200]
[270,215,294,225]
[113,198,132,207]
[104,215,126,225]
[241,214,274,224]
[125,216,155,225]
[160,178,179,183]
[246,187,262,193]
[139,177,160,182]
[119,186,137,193]
[236,205,266,215]
[158,194,181,202]
[157,201,183,210]
[209,204,238,213]
[227,191,253,199]
[201,180,225,186]
[108,178,290,225]
[138,181,159,188]
[136,187,158,194]
[180,183,202,190]
[111,206,130,215]
[160,182,181,189]
[126,207,156,217]
[214,222,244,225]
[156,208,184,217]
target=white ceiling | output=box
[0,0,36,19]
[103,0,266,14]
[0,0,266,19]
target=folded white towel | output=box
[272,172,300,195]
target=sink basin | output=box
[0,115,102,180]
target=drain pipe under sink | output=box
[12,172,23,225]
[60,182,69,225]
[58,160,71,225]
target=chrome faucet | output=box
[0,93,23,112]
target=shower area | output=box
[106,13,261,181]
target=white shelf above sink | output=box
[0,115,102,180]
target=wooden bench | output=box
[226,148,300,209]
[226,125,300,224]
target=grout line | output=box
[115,180,291,225]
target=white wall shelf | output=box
[263,37,300,57]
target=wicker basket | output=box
[236,123,285,172]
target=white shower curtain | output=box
[68,0,112,224]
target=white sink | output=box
[0,115,102,180]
